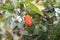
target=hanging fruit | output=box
[25,15,32,26]
[0,13,3,18]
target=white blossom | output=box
[16,15,22,23]
[55,8,60,13]
[55,8,60,17]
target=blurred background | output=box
[0,0,60,40]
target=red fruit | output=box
[0,14,3,18]
[25,15,32,26]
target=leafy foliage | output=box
[0,0,60,40]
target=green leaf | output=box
[22,0,32,3]
[24,30,28,35]
[4,11,12,18]
[0,30,2,34]
[17,0,33,7]
[3,4,14,10]
[42,26,47,32]
[33,25,40,35]
[28,3,44,16]
[0,17,6,22]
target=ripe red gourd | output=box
[25,15,32,26]
[0,14,3,18]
